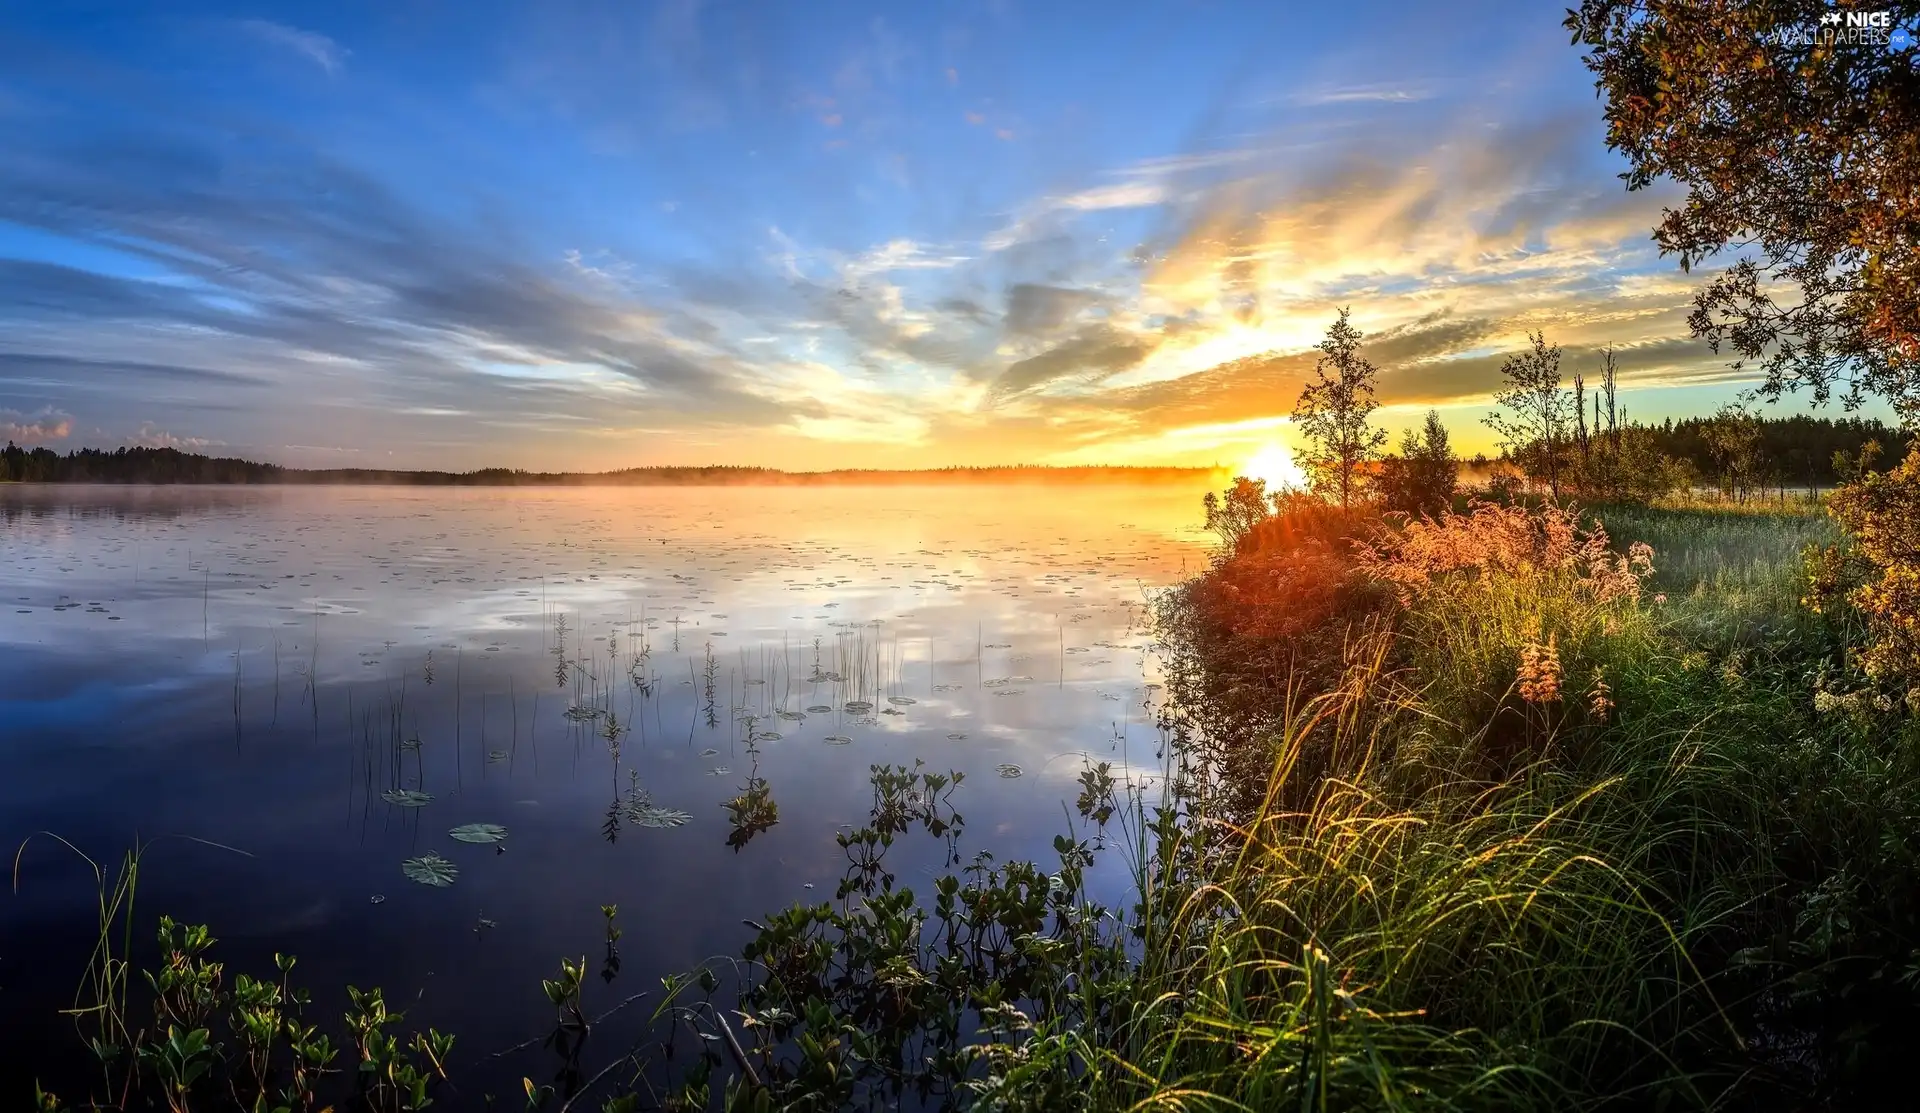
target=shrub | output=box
[1822,445,1920,685]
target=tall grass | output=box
[1112,496,1920,1110]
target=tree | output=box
[1377,410,1460,518]
[1486,331,1574,498]
[1202,476,1273,551]
[1567,1,1920,423]
[1292,309,1387,508]
[1701,402,1766,502]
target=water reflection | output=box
[0,482,1213,1097]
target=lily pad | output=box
[823,734,853,745]
[807,705,834,714]
[753,731,783,742]
[402,852,458,887]
[886,696,916,706]
[996,764,1024,779]
[563,705,605,722]
[628,805,693,829]
[777,711,805,722]
[381,789,434,808]
[843,700,873,713]
[448,823,508,845]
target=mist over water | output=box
[0,481,1213,1096]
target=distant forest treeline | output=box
[0,443,1219,486]
[1456,412,1914,490]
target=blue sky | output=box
[0,0,1851,471]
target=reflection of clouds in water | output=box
[0,480,1209,1085]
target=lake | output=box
[0,481,1216,1100]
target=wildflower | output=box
[1587,668,1614,722]
[1518,635,1563,703]
[1873,693,1894,713]
[1814,690,1841,714]
[1907,688,1920,715]
[1653,593,1668,605]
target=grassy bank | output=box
[24,499,1920,1112]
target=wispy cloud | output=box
[241,20,348,75]
[1287,83,1435,106]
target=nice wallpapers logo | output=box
[1771,8,1914,49]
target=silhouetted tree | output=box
[1203,476,1272,551]
[1292,309,1387,509]
[1376,410,1459,518]
[1486,331,1574,498]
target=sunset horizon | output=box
[8,3,1920,1109]
[6,1,1894,478]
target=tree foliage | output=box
[1377,410,1460,518]
[1566,0,1920,421]
[1823,445,1920,683]
[1291,309,1388,509]
[1202,476,1273,551]
[1486,332,1576,498]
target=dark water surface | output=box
[0,482,1212,1100]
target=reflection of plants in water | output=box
[600,904,623,985]
[540,955,591,1096]
[627,624,653,696]
[701,641,719,728]
[723,742,780,851]
[689,761,1124,1112]
[30,761,1139,1112]
[600,706,626,752]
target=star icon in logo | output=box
[1820,10,1842,24]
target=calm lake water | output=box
[0,481,1215,1099]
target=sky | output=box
[0,0,1870,472]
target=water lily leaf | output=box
[996,764,1024,779]
[448,823,508,845]
[701,748,720,757]
[563,705,605,722]
[487,749,509,762]
[753,731,782,741]
[806,705,834,714]
[402,852,458,887]
[381,789,434,808]
[776,711,805,722]
[823,734,853,745]
[628,805,692,829]
[886,696,916,706]
[843,700,873,713]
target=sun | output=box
[1240,441,1306,491]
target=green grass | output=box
[1593,501,1836,595]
